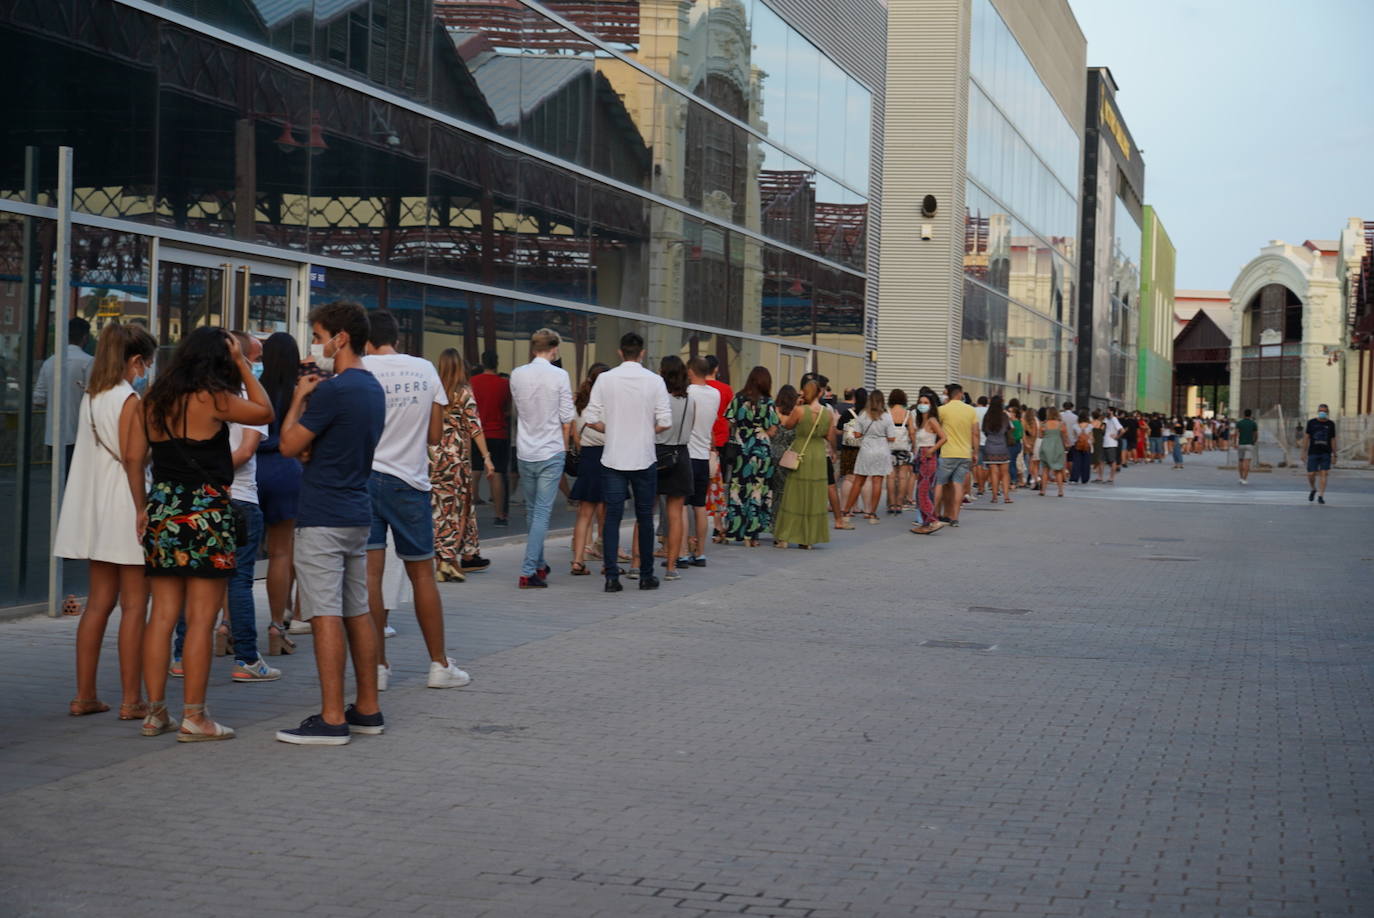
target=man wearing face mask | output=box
[1302,404,1337,504]
[276,302,386,745]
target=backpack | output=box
[1074,428,1092,452]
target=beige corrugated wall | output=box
[876,0,970,396]
[876,0,1085,399]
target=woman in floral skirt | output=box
[432,348,495,582]
[724,366,780,547]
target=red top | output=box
[469,370,511,439]
[706,378,734,448]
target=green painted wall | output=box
[1137,206,1175,412]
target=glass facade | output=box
[0,0,870,608]
[1108,193,1141,402]
[961,0,1079,403]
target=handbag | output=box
[654,396,692,473]
[779,405,824,470]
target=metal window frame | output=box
[110,0,867,281]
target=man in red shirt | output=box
[469,350,512,525]
[703,355,733,542]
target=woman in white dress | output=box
[840,389,897,524]
[53,322,158,718]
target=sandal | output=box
[268,622,296,656]
[62,594,83,616]
[118,701,148,721]
[68,698,110,717]
[864,513,880,524]
[570,561,590,576]
[213,621,233,657]
[834,518,855,530]
[141,701,175,736]
[773,540,789,549]
[177,704,235,743]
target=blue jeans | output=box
[1070,449,1092,483]
[1171,438,1183,465]
[174,499,264,664]
[601,465,657,579]
[518,454,564,577]
[1006,441,1022,484]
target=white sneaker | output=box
[428,658,471,689]
[383,625,397,638]
[1239,478,1247,485]
[287,619,312,635]
[377,664,391,692]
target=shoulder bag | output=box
[654,397,692,473]
[779,405,824,470]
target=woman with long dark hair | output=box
[982,395,1012,503]
[432,348,495,582]
[568,362,610,575]
[655,355,696,579]
[129,326,272,741]
[724,365,780,546]
[886,389,913,514]
[768,384,800,540]
[841,389,897,523]
[54,321,158,718]
[255,332,304,650]
[909,388,948,533]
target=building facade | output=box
[1227,237,1353,422]
[877,0,1085,405]
[1075,67,1143,412]
[0,0,885,610]
[1136,205,1174,413]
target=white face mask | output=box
[917,403,931,413]
[310,334,340,373]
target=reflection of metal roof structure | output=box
[467,55,594,129]
[249,0,367,30]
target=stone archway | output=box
[1238,283,1303,418]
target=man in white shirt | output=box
[508,328,574,589]
[362,311,469,691]
[583,332,672,592]
[1102,407,1124,484]
[34,316,94,476]
[972,395,990,497]
[685,357,721,566]
[1059,401,1078,433]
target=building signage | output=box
[1100,95,1131,162]
[309,267,326,289]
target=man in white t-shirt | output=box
[508,328,574,590]
[362,311,469,691]
[972,395,990,497]
[1102,407,1124,484]
[685,357,721,566]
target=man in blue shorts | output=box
[1303,404,1337,504]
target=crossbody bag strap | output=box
[794,405,824,458]
[88,398,123,464]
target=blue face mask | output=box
[250,361,264,379]
[1317,411,1328,419]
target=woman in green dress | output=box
[724,366,780,546]
[772,380,834,549]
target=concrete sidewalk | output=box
[1,452,1371,917]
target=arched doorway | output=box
[1239,283,1302,418]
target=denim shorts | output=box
[367,471,434,561]
[1306,453,1332,473]
[934,456,972,486]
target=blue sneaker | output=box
[344,704,384,735]
[276,714,350,746]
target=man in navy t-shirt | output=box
[1303,404,1338,504]
[276,301,386,745]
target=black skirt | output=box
[656,445,693,498]
[568,445,605,503]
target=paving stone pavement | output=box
[1,452,1371,918]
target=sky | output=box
[1067,0,1374,292]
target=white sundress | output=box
[52,381,144,565]
[852,412,899,476]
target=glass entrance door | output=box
[153,247,302,356]
[779,347,811,390]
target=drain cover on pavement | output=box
[968,606,1029,615]
[921,639,995,650]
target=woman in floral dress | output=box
[724,365,780,546]
[432,348,495,582]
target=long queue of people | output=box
[55,305,1328,747]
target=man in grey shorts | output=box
[276,301,387,745]
[1232,408,1259,485]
